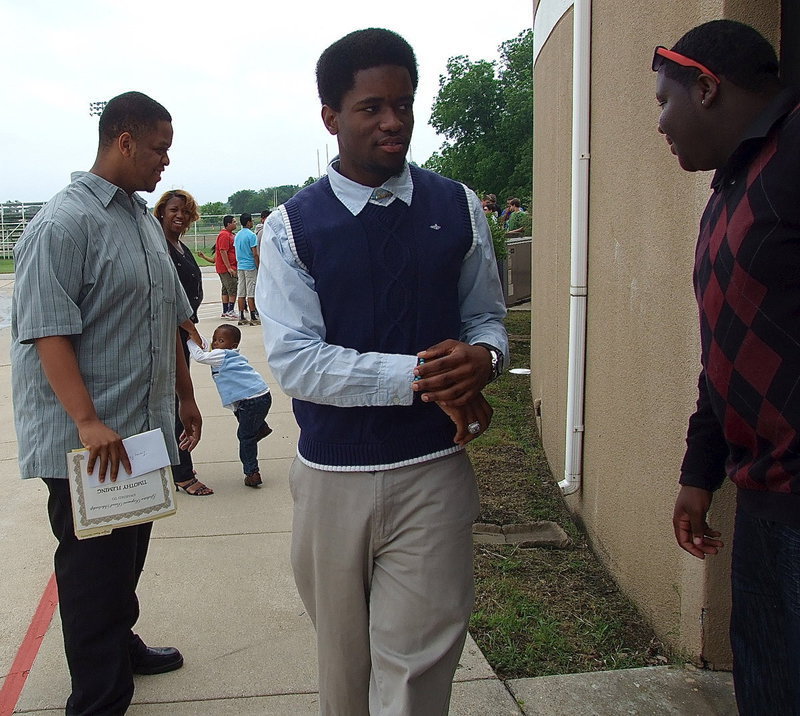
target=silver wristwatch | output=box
[475,343,504,383]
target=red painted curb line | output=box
[0,573,58,716]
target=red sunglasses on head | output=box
[652,46,721,84]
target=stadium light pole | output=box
[89,100,107,117]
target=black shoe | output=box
[131,642,184,675]
[256,423,273,441]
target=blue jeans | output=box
[731,506,800,715]
[234,393,272,475]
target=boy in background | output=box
[188,324,271,487]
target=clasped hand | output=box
[412,339,492,406]
[439,394,494,446]
[412,339,494,445]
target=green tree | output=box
[424,29,532,204]
[227,189,260,214]
[227,185,304,214]
[200,201,229,216]
[270,185,303,206]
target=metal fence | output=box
[182,215,229,252]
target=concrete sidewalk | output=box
[0,273,737,715]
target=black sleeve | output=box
[679,369,728,491]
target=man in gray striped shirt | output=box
[11,91,201,715]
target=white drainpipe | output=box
[559,0,591,495]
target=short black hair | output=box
[316,28,418,111]
[260,210,270,220]
[240,212,252,226]
[217,323,241,345]
[98,91,171,148]
[659,20,779,92]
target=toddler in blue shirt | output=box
[188,324,272,487]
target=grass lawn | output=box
[467,310,668,678]
[0,258,14,274]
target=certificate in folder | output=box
[67,428,177,540]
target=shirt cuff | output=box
[382,354,418,406]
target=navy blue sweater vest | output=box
[284,166,472,468]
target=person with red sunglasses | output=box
[654,19,800,714]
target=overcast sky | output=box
[1,0,531,206]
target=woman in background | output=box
[154,190,214,496]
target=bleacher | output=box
[0,202,45,259]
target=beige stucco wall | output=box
[724,0,780,43]
[580,0,732,667]
[532,0,781,666]
[531,9,573,483]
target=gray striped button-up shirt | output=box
[11,171,192,479]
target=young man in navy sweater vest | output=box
[256,28,507,715]
[655,20,800,712]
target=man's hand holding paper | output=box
[78,418,131,483]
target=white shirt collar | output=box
[326,161,414,216]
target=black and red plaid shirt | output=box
[680,89,800,526]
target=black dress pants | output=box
[44,479,152,715]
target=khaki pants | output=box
[236,268,257,298]
[289,451,479,716]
